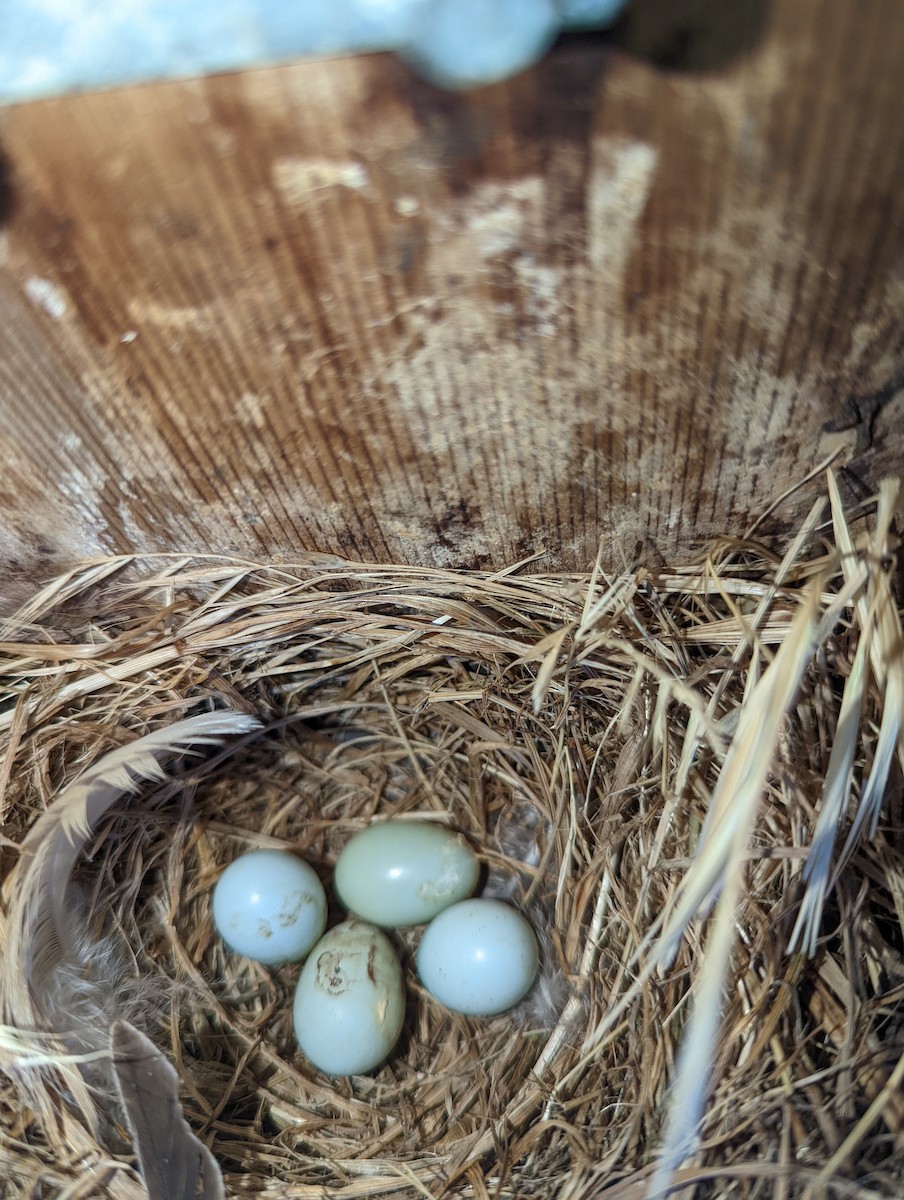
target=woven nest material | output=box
[1,477,903,1200]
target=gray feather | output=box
[110,1020,225,1200]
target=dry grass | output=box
[0,474,902,1199]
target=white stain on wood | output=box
[23,275,68,320]
[126,298,215,332]
[586,137,657,279]
[465,177,544,258]
[513,255,562,336]
[272,157,370,206]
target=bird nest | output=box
[1,475,903,1200]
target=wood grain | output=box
[0,0,901,593]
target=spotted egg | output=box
[334,820,479,927]
[211,849,327,966]
[293,920,406,1076]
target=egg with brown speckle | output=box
[293,920,405,1075]
[212,849,327,966]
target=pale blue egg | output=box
[401,0,560,89]
[212,849,327,966]
[417,898,539,1015]
[334,820,479,927]
[293,920,406,1075]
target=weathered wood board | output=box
[0,0,901,597]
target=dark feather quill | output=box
[110,1020,225,1200]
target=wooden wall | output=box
[0,0,901,598]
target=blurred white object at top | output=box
[0,0,631,104]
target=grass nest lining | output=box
[1,476,903,1200]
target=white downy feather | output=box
[1,711,260,1033]
[1,710,258,1188]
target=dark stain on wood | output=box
[0,144,15,226]
[824,369,904,455]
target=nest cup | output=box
[1,483,903,1199]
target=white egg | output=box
[212,849,327,966]
[417,898,539,1016]
[293,920,406,1075]
[334,820,479,927]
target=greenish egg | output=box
[334,820,479,927]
